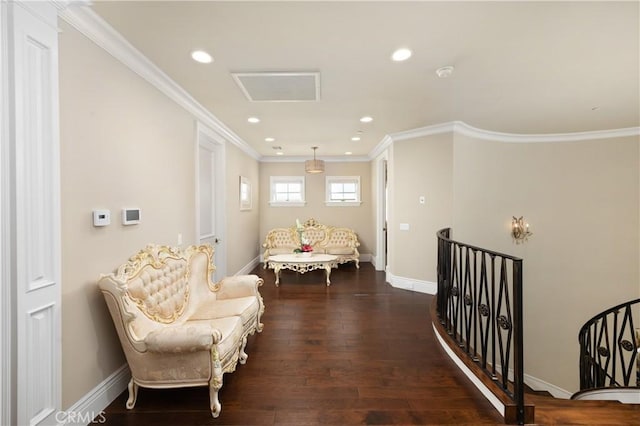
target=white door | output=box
[197,125,226,281]
[3,2,62,425]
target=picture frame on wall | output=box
[240,176,251,210]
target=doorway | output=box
[196,123,226,281]
[376,154,389,272]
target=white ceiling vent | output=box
[231,72,320,102]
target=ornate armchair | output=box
[98,244,264,418]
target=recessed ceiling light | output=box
[191,50,213,64]
[435,66,454,78]
[391,48,412,62]
[265,137,275,142]
[276,151,284,156]
[247,117,260,124]
[345,151,353,155]
[351,136,361,141]
[360,116,373,123]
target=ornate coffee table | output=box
[267,254,339,286]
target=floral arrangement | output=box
[294,219,313,254]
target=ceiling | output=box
[90,1,640,158]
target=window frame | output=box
[269,176,306,207]
[325,176,362,207]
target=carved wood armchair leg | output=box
[209,348,223,418]
[125,378,138,409]
[209,382,222,418]
[239,336,249,364]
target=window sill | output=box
[269,201,306,207]
[325,201,362,207]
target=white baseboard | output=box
[63,364,130,425]
[432,323,505,418]
[387,271,437,294]
[235,255,261,276]
[524,373,572,399]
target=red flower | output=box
[301,244,313,252]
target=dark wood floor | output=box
[96,263,639,425]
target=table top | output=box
[269,253,338,263]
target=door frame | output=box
[195,122,227,280]
[375,151,389,272]
[0,3,11,424]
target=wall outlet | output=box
[399,223,410,231]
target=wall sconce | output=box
[511,216,532,244]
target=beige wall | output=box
[258,161,373,255]
[225,143,261,273]
[388,134,454,282]
[451,133,640,393]
[58,22,260,408]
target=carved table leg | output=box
[274,265,281,286]
[325,264,332,286]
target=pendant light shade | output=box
[305,146,325,174]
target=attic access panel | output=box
[231,72,320,102]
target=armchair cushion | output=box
[145,323,216,353]
[189,297,260,328]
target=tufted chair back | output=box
[325,228,358,248]
[103,245,194,342]
[124,256,189,324]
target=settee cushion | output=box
[189,296,259,329]
[145,323,216,353]
[268,247,296,255]
[324,246,355,255]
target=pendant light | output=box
[305,146,325,174]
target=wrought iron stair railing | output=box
[436,228,527,424]
[577,298,640,394]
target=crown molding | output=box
[453,121,640,143]
[58,5,261,160]
[368,134,394,160]
[368,121,640,159]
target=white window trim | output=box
[269,176,306,207]
[325,176,362,207]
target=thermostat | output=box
[122,208,141,225]
[92,209,111,227]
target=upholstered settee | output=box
[97,244,264,418]
[262,218,360,268]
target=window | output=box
[270,176,306,207]
[326,176,361,206]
